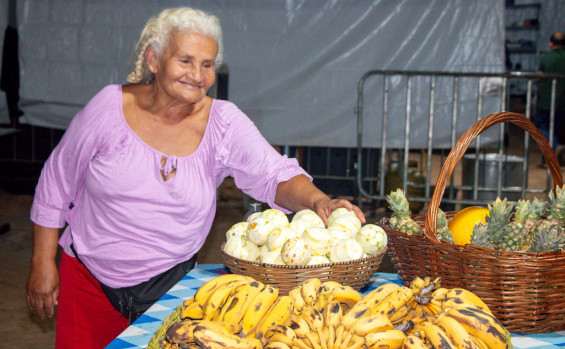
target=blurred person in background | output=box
[25,7,365,349]
[535,31,565,166]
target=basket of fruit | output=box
[221,207,388,295]
[383,111,565,333]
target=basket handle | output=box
[423,111,564,243]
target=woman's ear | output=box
[145,46,159,74]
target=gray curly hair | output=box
[127,7,224,84]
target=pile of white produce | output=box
[223,207,387,266]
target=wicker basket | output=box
[221,243,386,295]
[384,111,565,333]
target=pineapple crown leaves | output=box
[512,200,531,223]
[529,198,547,221]
[486,197,514,247]
[529,224,565,253]
[437,208,449,229]
[547,185,565,222]
[471,222,490,248]
[386,189,411,218]
[486,198,514,228]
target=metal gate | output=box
[355,70,565,210]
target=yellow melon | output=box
[448,207,489,245]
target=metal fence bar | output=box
[356,70,565,208]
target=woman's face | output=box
[149,31,218,104]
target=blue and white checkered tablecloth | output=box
[106,264,565,349]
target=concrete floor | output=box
[0,123,557,348]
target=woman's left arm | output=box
[275,174,365,226]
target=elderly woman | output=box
[26,7,365,348]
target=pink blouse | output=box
[30,84,309,288]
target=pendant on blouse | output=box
[160,155,178,181]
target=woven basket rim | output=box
[423,111,564,244]
[379,219,564,257]
[220,242,387,269]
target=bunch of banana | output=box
[289,278,362,315]
[163,320,256,348]
[264,301,408,349]
[410,302,513,349]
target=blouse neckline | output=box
[118,84,215,160]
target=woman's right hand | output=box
[26,258,59,319]
[26,223,61,319]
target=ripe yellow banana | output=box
[252,295,294,339]
[301,278,322,305]
[164,320,200,345]
[410,277,426,292]
[403,334,429,349]
[423,300,442,319]
[341,313,393,348]
[402,303,426,323]
[264,324,297,347]
[364,329,406,349]
[323,301,342,349]
[469,334,489,349]
[289,286,306,313]
[445,305,511,349]
[241,284,280,334]
[372,286,415,318]
[198,320,242,335]
[286,314,320,349]
[323,283,362,309]
[183,297,195,306]
[181,300,205,320]
[215,282,249,322]
[424,322,457,348]
[299,305,327,349]
[334,303,371,348]
[315,291,326,312]
[389,298,416,324]
[354,283,400,309]
[194,274,253,303]
[264,342,291,349]
[219,280,264,324]
[436,313,475,349]
[192,323,261,349]
[202,279,248,321]
[444,288,492,315]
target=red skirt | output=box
[56,252,129,349]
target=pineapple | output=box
[520,198,546,249]
[485,198,514,250]
[471,222,490,248]
[529,224,565,252]
[527,185,565,252]
[530,186,565,241]
[386,189,422,235]
[500,200,531,251]
[437,208,454,243]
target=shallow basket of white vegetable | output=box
[221,207,388,295]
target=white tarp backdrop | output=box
[16,0,506,148]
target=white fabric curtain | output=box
[17,0,505,147]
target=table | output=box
[106,264,565,349]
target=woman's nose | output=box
[188,65,202,81]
